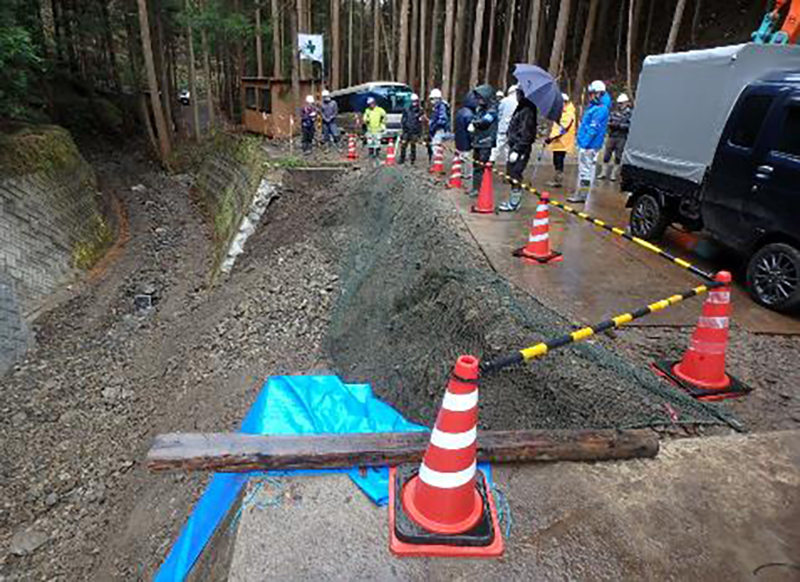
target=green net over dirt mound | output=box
[325,168,735,430]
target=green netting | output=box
[324,167,739,431]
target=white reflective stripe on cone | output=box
[442,389,479,412]
[708,291,731,304]
[532,218,549,227]
[536,205,547,212]
[698,316,729,329]
[430,426,477,450]
[419,460,477,489]
[689,339,727,354]
[529,234,548,242]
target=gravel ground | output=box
[610,326,800,432]
[0,145,341,580]
[0,140,797,580]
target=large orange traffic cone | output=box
[446,154,463,189]
[653,271,751,401]
[347,135,358,160]
[389,355,504,557]
[471,163,495,214]
[512,192,562,263]
[430,144,445,174]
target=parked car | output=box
[621,43,800,312]
[179,89,191,106]
[328,82,414,141]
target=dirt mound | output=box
[325,167,732,430]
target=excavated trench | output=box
[324,167,732,431]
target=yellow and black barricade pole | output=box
[480,280,724,374]
[444,144,716,282]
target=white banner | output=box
[298,34,324,64]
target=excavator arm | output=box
[752,0,800,45]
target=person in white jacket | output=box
[491,85,518,163]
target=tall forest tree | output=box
[548,0,571,78]
[469,0,486,88]
[137,0,171,162]
[665,0,688,53]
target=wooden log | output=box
[146,429,658,473]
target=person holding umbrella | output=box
[498,87,537,212]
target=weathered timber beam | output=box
[146,429,658,473]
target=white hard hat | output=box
[588,80,606,93]
[507,84,519,95]
[617,93,630,104]
[411,93,420,101]
[429,88,442,100]
[562,92,570,102]
[305,95,314,104]
[496,90,504,99]
[322,89,331,97]
[367,96,376,105]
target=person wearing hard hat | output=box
[491,84,519,163]
[568,80,611,203]
[300,94,318,153]
[400,93,424,165]
[545,92,577,188]
[363,96,387,159]
[428,88,451,163]
[320,89,340,147]
[598,92,633,183]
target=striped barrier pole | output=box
[446,144,716,282]
[480,279,725,374]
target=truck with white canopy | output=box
[621,43,800,312]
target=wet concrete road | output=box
[441,155,800,334]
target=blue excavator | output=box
[752,0,800,44]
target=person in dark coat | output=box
[498,89,537,211]
[598,93,633,182]
[454,91,478,182]
[399,93,424,164]
[300,95,318,153]
[467,84,499,196]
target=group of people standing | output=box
[392,89,451,164]
[300,79,634,207]
[300,90,340,153]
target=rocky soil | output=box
[0,145,341,580]
[1,138,797,581]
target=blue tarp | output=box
[155,375,427,582]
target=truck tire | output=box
[746,243,800,312]
[629,193,670,241]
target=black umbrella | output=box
[512,64,563,122]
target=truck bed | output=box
[622,43,800,185]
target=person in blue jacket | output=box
[454,91,478,184]
[428,88,451,164]
[568,80,611,203]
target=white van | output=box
[329,82,414,141]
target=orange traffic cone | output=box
[430,145,445,174]
[446,154,463,189]
[347,135,358,160]
[471,162,495,214]
[653,271,751,401]
[512,192,562,263]
[389,355,504,557]
[385,138,397,166]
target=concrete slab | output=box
[227,431,800,581]
[443,157,800,334]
